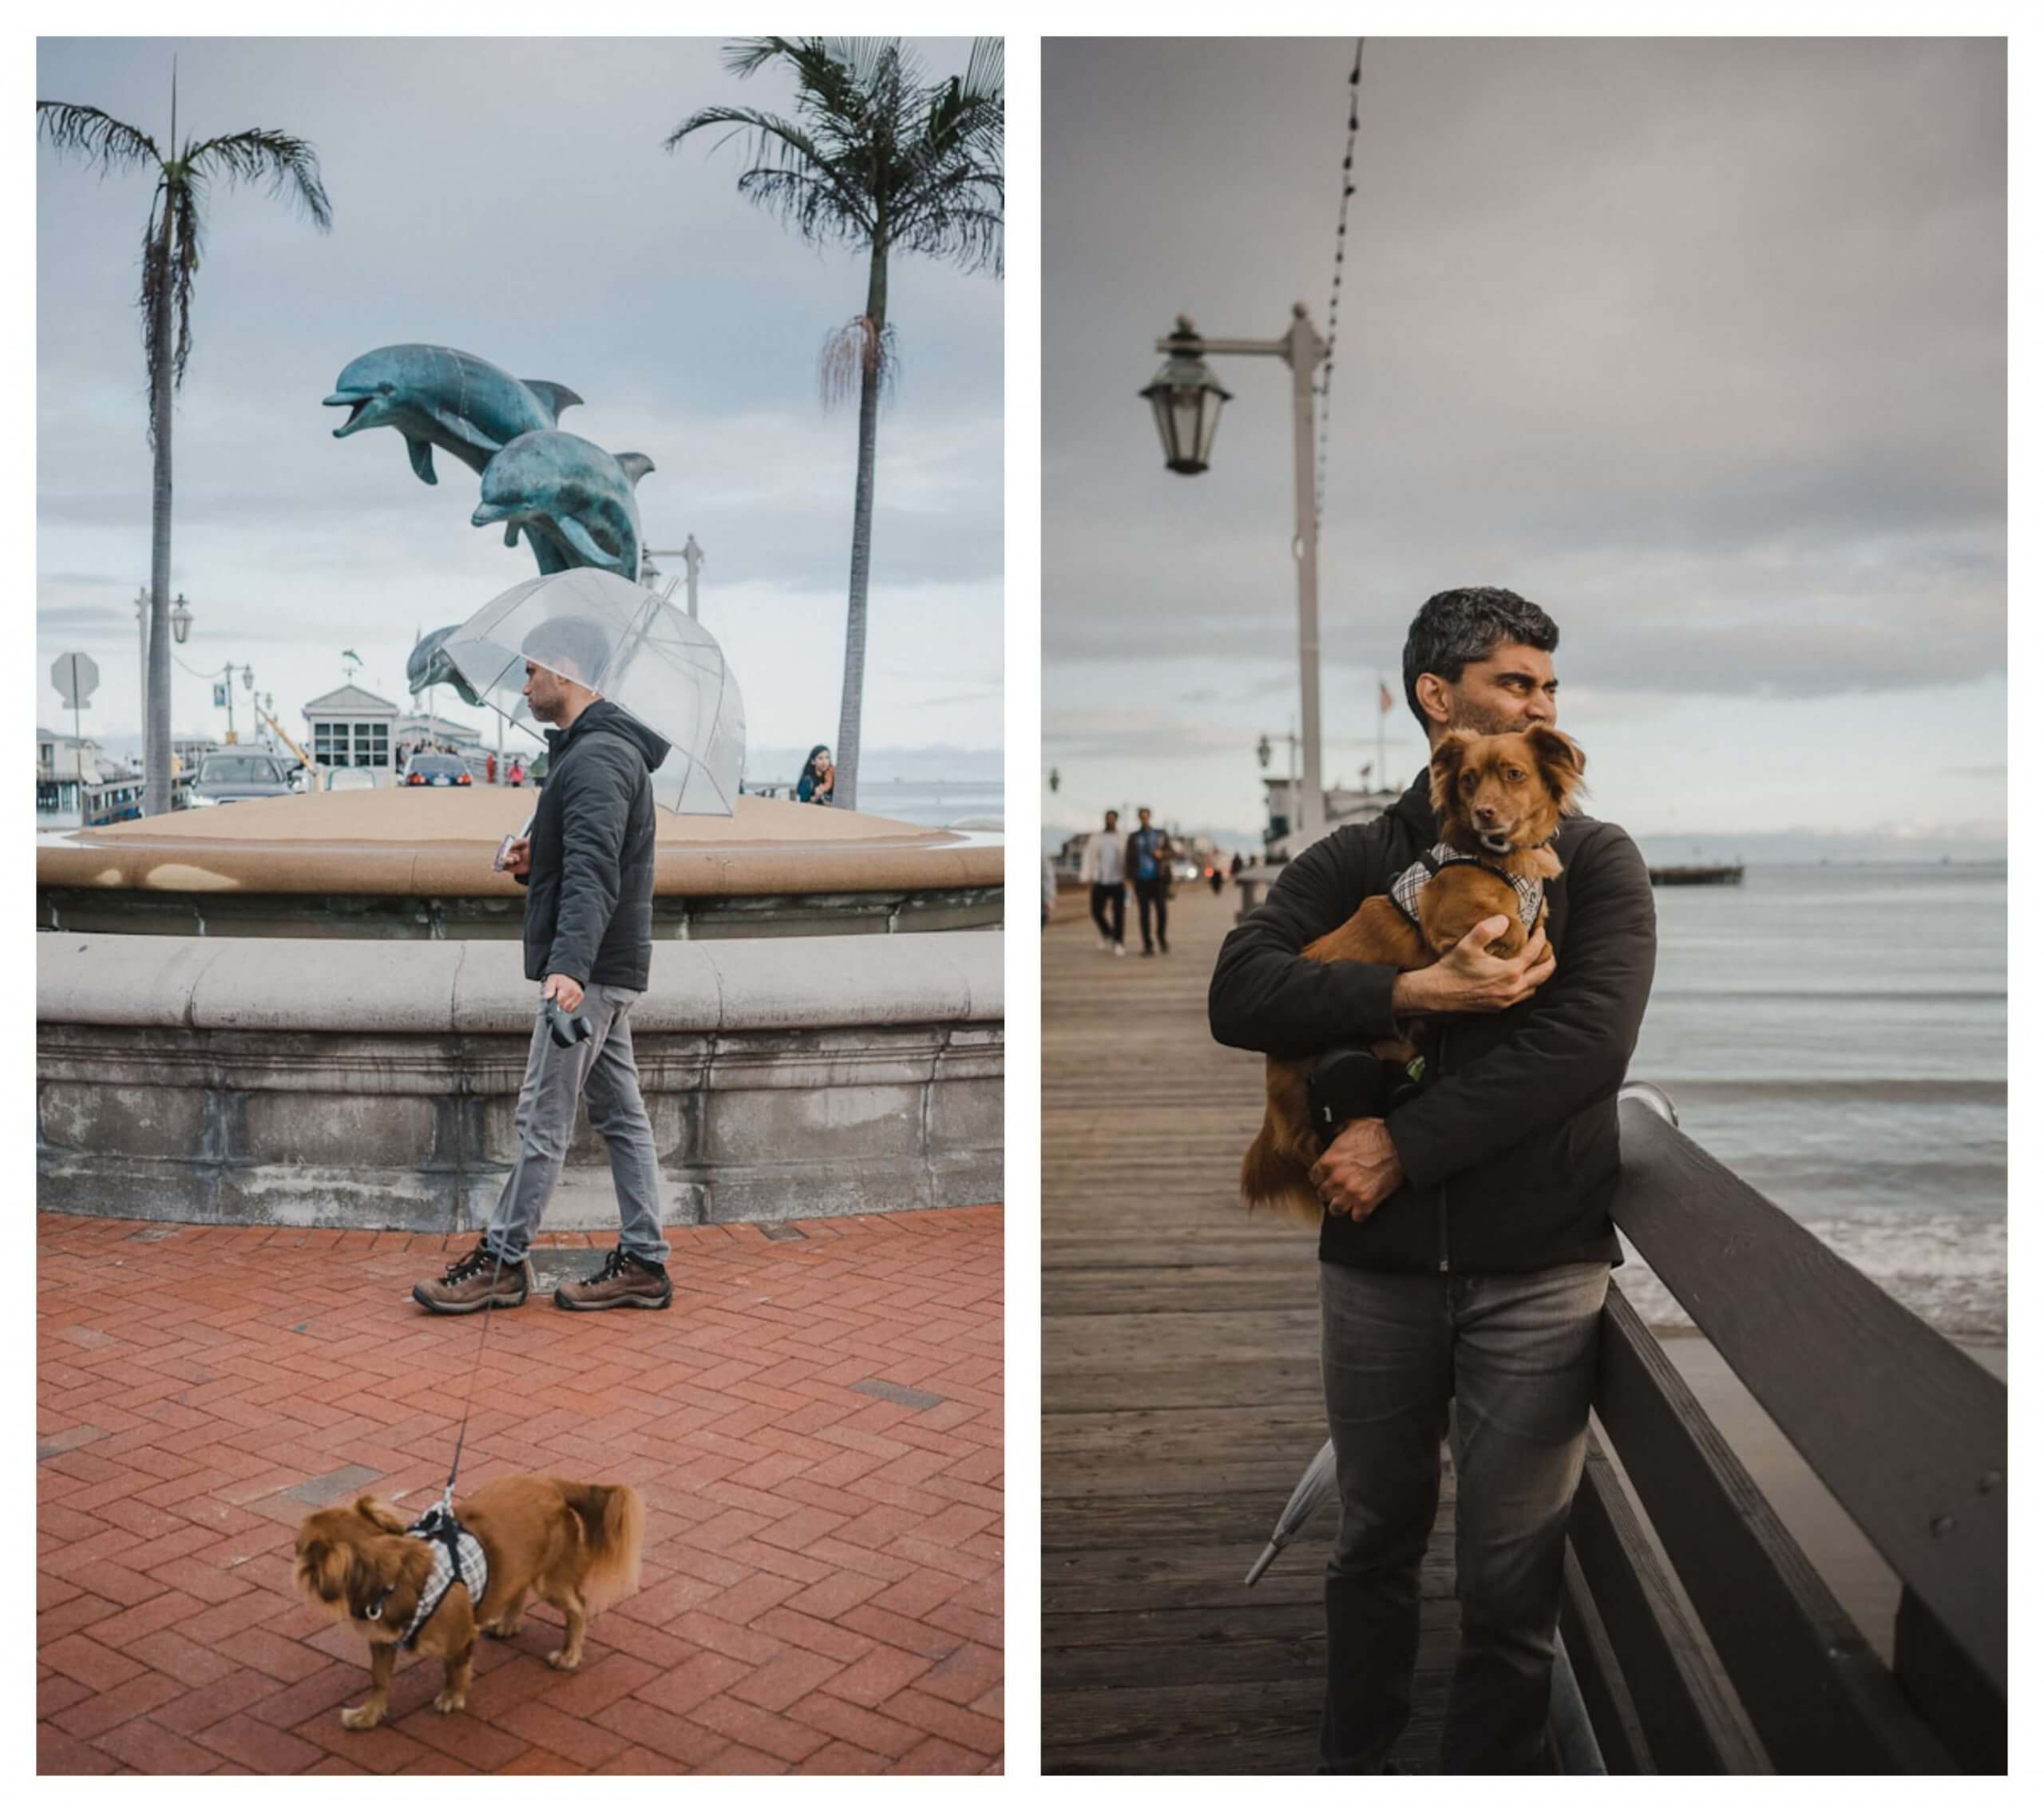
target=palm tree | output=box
[38,69,331,816]
[667,38,1002,812]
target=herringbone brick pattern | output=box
[38,1209,1003,1774]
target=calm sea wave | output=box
[1620,861,2006,1336]
[857,778,1004,830]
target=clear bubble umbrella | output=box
[438,568,745,815]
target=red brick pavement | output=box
[37,1209,1003,1775]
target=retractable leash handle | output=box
[544,995,593,1048]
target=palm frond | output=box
[169,180,202,387]
[665,104,873,240]
[137,199,170,441]
[184,129,333,229]
[818,316,897,409]
[680,35,1003,278]
[733,167,872,251]
[36,101,160,175]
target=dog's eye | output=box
[1460,772,1476,789]
[1505,767,1525,782]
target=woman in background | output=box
[797,744,836,805]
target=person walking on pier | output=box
[1127,806,1175,955]
[1210,587,1657,1773]
[1080,808,1127,955]
[415,619,675,1315]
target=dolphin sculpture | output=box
[406,623,485,705]
[323,345,582,486]
[471,430,655,581]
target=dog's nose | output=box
[1474,805,1497,825]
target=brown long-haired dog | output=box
[294,1474,644,1730]
[1241,725,1586,1222]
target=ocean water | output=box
[1620,862,2006,1336]
[856,778,1004,830]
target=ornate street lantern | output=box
[169,593,193,645]
[1139,316,1232,475]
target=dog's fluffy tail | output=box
[1240,1120,1323,1227]
[564,1482,644,1612]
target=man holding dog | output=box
[414,618,675,1315]
[1210,587,1656,1773]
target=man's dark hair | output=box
[1401,587,1559,727]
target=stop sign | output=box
[52,651,99,709]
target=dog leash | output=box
[363,1250,501,1634]
[437,1240,509,1517]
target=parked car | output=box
[324,766,380,793]
[402,753,473,789]
[185,750,300,808]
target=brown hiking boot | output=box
[412,1240,531,1315]
[553,1248,672,1312]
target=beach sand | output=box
[1646,1334,2005,1664]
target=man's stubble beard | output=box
[1447,699,1527,738]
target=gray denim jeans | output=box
[1318,1258,1609,1774]
[484,983,671,1268]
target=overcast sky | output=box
[37,36,1001,776]
[1044,38,2004,848]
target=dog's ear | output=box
[354,1494,408,1535]
[297,1538,352,1605]
[1428,730,1474,817]
[1526,726,1586,811]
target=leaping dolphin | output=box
[471,431,654,581]
[323,344,582,486]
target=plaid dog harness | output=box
[396,1504,488,1649]
[1389,841,1547,936]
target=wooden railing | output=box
[1559,1089,2006,1773]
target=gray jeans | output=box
[1318,1259,1609,1773]
[485,983,671,1268]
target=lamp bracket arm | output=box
[1155,334,1288,358]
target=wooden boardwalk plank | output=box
[1043,884,1460,1774]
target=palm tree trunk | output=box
[144,199,175,817]
[834,242,888,813]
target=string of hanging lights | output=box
[1315,39,1365,536]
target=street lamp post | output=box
[1143,307,1329,843]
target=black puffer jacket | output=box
[1209,766,1657,1274]
[517,702,671,990]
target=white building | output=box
[303,684,399,775]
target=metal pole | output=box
[1284,305,1326,843]
[1287,714,1297,840]
[1378,668,1387,792]
[683,534,703,621]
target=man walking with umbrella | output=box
[414,615,675,1313]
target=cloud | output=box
[37,35,1003,752]
[1042,37,2003,833]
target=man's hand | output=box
[1392,917,1554,1016]
[543,973,584,1013]
[1310,1118,1405,1221]
[498,836,531,878]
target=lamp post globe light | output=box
[1139,317,1233,475]
[1143,304,1329,843]
[170,592,192,645]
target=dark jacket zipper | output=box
[1436,1021,1452,1272]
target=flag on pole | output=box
[1378,680,1395,714]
